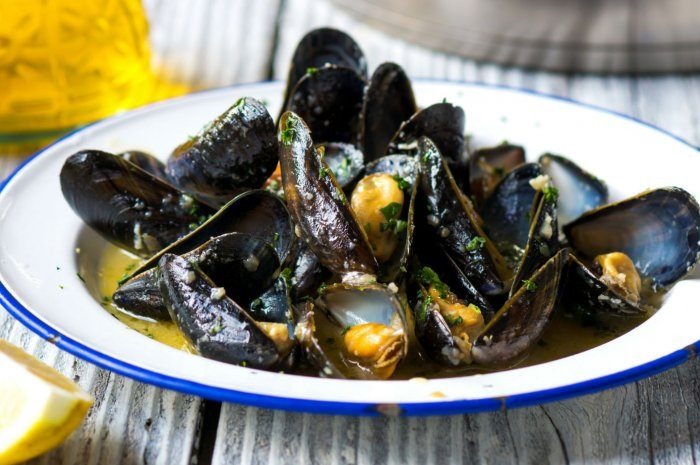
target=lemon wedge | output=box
[0,340,93,465]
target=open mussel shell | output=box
[280,27,367,118]
[388,102,465,162]
[417,137,508,296]
[127,189,292,280]
[480,163,543,259]
[279,112,377,276]
[285,65,366,144]
[564,187,700,288]
[118,150,168,180]
[60,150,212,258]
[296,283,408,379]
[510,192,560,296]
[539,153,608,227]
[469,143,525,205]
[113,232,281,320]
[360,62,417,162]
[159,254,292,368]
[166,97,278,207]
[318,142,364,189]
[471,249,568,366]
[562,253,642,317]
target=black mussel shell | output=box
[564,187,700,288]
[318,142,364,189]
[113,232,281,320]
[469,143,525,205]
[279,112,377,276]
[158,254,282,368]
[286,65,366,145]
[119,150,168,180]
[539,153,608,227]
[360,62,417,162]
[388,102,465,163]
[288,239,331,301]
[510,192,560,296]
[480,163,543,258]
[471,249,568,366]
[364,154,418,186]
[418,137,508,296]
[166,97,278,207]
[61,150,211,258]
[280,27,367,119]
[127,189,292,280]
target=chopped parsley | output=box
[279,116,297,145]
[272,232,280,243]
[522,279,538,292]
[392,174,411,191]
[379,202,407,234]
[209,316,225,335]
[493,166,505,177]
[306,67,318,76]
[233,97,246,109]
[445,315,464,327]
[319,166,332,179]
[543,185,559,204]
[414,267,449,298]
[279,267,293,287]
[317,283,328,295]
[416,290,432,322]
[250,298,264,312]
[465,236,486,252]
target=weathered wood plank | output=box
[213,2,700,465]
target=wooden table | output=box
[2,1,699,463]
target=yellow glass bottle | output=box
[0,0,184,154]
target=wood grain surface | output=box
[1,0,698,464]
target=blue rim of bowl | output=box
[0,80,698,416]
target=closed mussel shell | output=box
[60,150,212,258]
[278,112,377,276]
[360,62,417,162]
[280,27,367,119]
[113,232,281,320]
[166,97,278,207]
[286,65,366,145]
[418,137,507,296]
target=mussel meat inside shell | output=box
[295,283,408,379]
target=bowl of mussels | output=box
[0,28,698,414]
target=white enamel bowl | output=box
[1,81,698,416]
